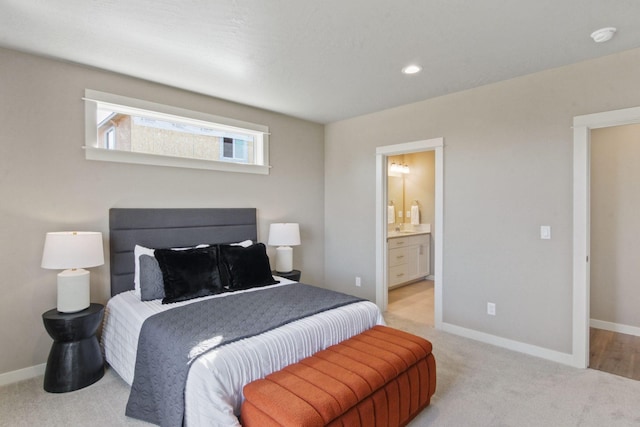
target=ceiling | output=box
[2,1,640,123]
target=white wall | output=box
[325,48,640,355]
[0,47,325,375]
[591,124,640,328]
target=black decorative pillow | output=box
[219,243,279,291]
[154,246,225,304]
[139,255,165,301]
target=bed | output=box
[101,208,384,427]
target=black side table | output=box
[42,303,105,393]
[273,269,301,282]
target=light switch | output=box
[540,225,551,240]
[406,211,411,218]
[398,211,403,218]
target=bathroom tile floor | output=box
[386,280,434,327]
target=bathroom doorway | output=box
[386,151,436,326]
[375,138,443,329]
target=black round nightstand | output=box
[273,269,301,282]
[42,303,105,393]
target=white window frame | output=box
[84,89,270,175]
[104,126,116,150]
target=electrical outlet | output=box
[487,302,496,316]
[355,276,362,287]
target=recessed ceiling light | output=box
[590,27,617,43]
[402,64,422,75]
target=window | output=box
[221,137,249,162]
[84,89,270,174]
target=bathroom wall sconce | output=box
[389,162,410,175]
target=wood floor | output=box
[590,327,640,381]
[388,281,640,382]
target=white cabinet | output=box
[388,234,430,288]
[417,237,430,277]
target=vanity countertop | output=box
[387,230,430,239]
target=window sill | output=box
[84,146,270,175]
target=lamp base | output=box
[275,246,293,274]
[57,269,90,313]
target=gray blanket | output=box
[125,283,363,427]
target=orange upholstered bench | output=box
[241,325,436,427]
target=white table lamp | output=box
[41,231,104,313]
[268,223,300,273]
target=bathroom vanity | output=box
[387,231,431,288]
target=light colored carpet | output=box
[392,312,640,426]
[0,367,149,427]
[3,298,640,426]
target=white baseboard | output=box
[590,319,640,337]
[0,363,46,387]
[426,274,435,280]
[441,322,576,367]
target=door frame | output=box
[375,138,444,328]
[572,105,640,368]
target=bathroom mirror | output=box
[388,175,403,224]
[387,152,435,226]
[387,155,405,225]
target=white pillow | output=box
[132,241,253,297]
[133,245,155,297]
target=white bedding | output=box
[101,279,384,427]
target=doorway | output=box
[375,138,443,328]
[589,123,640,380]
[572,106,640,369]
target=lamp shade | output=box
[267,223,301,247]
[41,232,104,269]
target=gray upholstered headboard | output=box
[109,208,258,296]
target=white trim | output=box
[590,319,640,337]
[433,145,444,329]
[376,139,440,156]
[375,138,444,331]
[375,154,388,311]
[441,323,575,366]
[573,106,640,129]
[573,105,640,369]
[0,363,46,386]
[84,146,270,175]
[572,124,590,369]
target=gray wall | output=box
[0,47,325,375]
[325,48,640,354]
[591,124,640,328]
